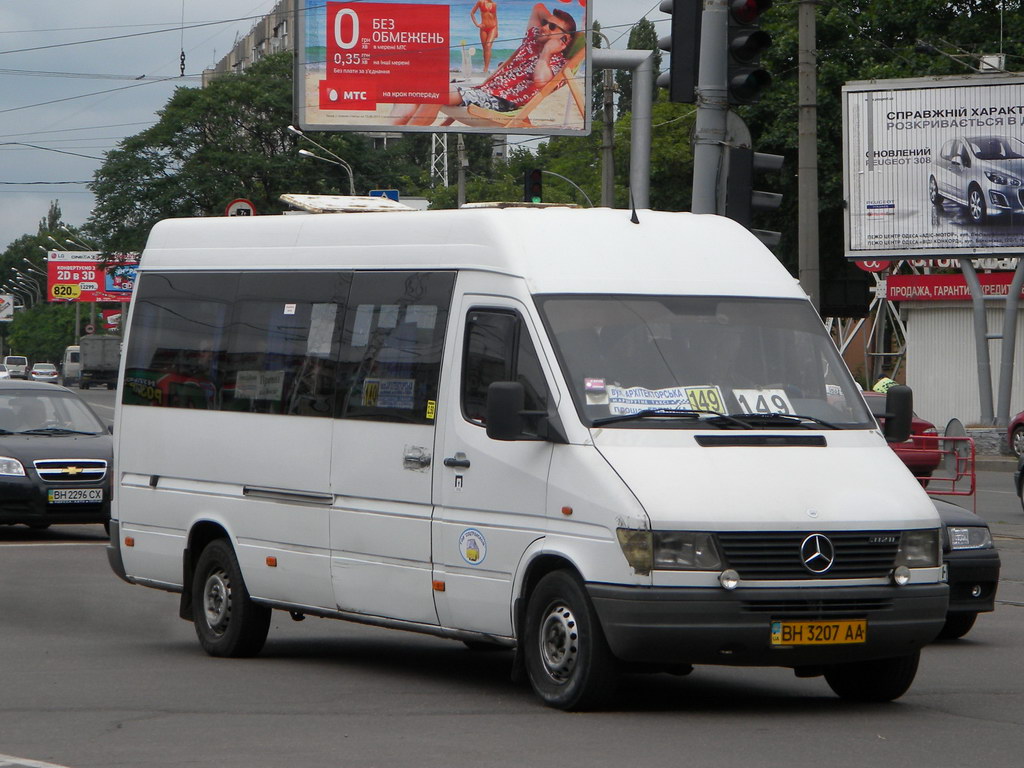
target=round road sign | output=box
[84,324,95,334]
[855,260,891,273]
[225,198,257,217]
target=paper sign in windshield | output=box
[733,388,795,415]
[606,385,726,416]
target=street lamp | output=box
[288,124,357,196]
[297,149,357,196]
[60,224,96,250]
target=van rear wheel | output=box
[523,570,616,710]
[192,539,271,657]
[824,650,920,702]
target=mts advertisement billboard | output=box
[843,74,1024,259]
[46,252,138,303]
[295,0,590,135]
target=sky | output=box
[0,0,668,252]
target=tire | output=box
[1011,426,1024,458]
[937,612,978,641]
[967,185,987,224]
[192,539,271,657]
[928,175,943,205]
[824,650,920,702]
[523,570,616,710]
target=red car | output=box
[1008,410,1024,457]
[862,392,942,479]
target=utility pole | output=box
[601,67,616,207]
[691,0,729,214]
[798,0,820,310]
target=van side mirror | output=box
[485,382,565,443]
[486,382,527,441]
[883,385,913,444]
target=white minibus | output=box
[108,203,947,709]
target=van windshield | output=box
[537,295,874,429]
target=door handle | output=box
[443,453,471,469]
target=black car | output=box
[0,380,111,529]
[932,498,1001,640]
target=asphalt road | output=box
[2,392,1022,768]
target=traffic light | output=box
[524,168,543,203]
[657,0,702,104]
[727,0,772,104]
[723,145,783,247]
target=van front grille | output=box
[717,531,900,580]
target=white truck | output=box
[79,335,121,390]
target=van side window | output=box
[221,272,349,418]
[337,271,455,424]
[462,309,549,426]
[122,272,237,409]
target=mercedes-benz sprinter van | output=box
[108,203,947,709]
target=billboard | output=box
[843,74,1024,259]
[295,0,590,135]
[46,252,138,303]
[0,294,13,322]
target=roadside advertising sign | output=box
[46,252,138,303]
[295,0,590,135]
[843,74,1024,259]
[101,309,122,331]
[0,294,13,322]
[887,272,1024,302]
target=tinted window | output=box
[463,309,549,427]
[123,272,236,409]
[337,272,455,424]
[221,272,348,417]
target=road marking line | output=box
[0,755,74,768]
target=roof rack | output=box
[279,194,415,214]
[460,201,580,209]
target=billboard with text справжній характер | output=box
[843,74,1024,259]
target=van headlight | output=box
[948,526,993,551]
[894,529,942,568]
[616,529,722,574]
[0,456,26,476]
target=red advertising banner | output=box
[321,3,450,111]
[887,272,1024,302]
[47,252,138,303]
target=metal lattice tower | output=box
[431,133,449,187]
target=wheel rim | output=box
[538,602,579,685]
[969,190,984,222]
[929,177,938,203]
[203,568,231,636]
[1014,429,1024,456]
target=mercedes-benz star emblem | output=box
[800,533,835,574]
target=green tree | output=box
[88,52,435,252]
[614,18,662,116]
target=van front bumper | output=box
[587,582,948,667]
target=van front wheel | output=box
[523,570,616,710]
[192,539,271,657]
[823,650,920,702]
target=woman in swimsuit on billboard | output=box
[471,0,499,73]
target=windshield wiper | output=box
[592,409,753,429]
[17,427,100,436]
[724,413,840,430]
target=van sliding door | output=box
[329,271,455,625]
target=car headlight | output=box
[615,528,723,574]
[894,529,942,568]
[0,456,26,476]
[985,171,1022,186]
[948,526,993,551]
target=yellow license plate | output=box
[771,619,867,646]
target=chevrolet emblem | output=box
[62,466,84,476]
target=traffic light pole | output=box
[591,48,655,209]
[691,0,729,214]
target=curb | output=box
[976,457,1018,473]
